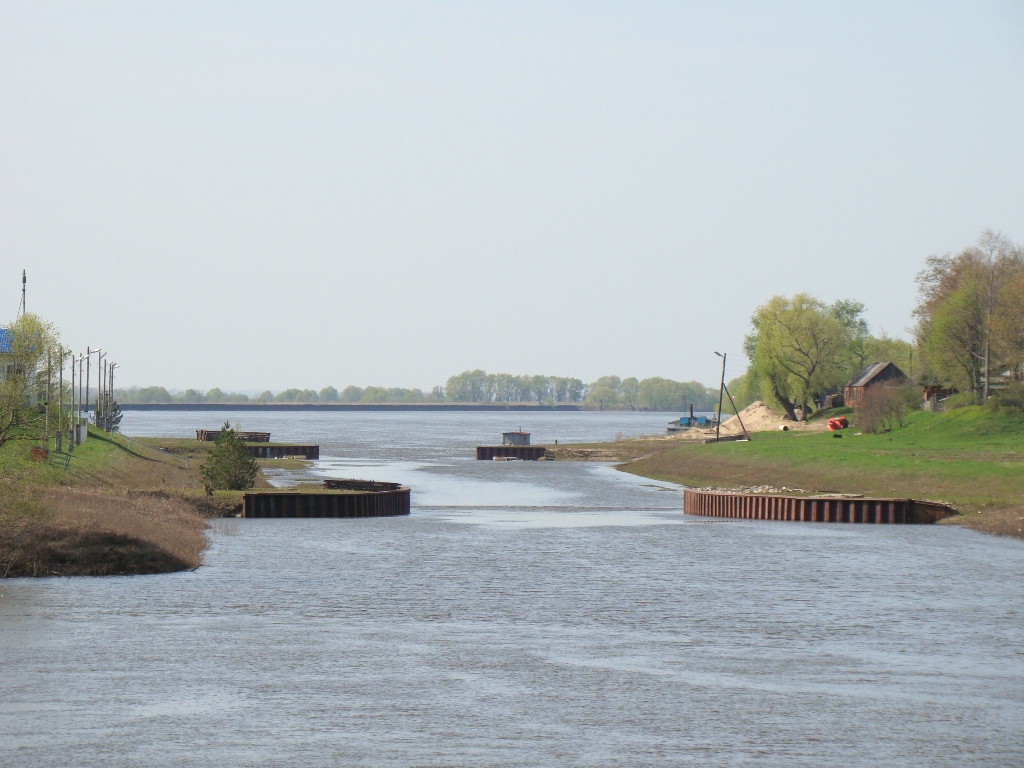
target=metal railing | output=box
[47,450,72,471]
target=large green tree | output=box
[0,313,64,449]
[745,294,865,420]
[915,231,1024,395]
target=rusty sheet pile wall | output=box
[476,446,547,460]
[196,430,271,442]
[323,479,403,492]
[243,488,410,518]
[683,489,955,524]
[246,444,320,460]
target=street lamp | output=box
[106,363,119,432]
[71,353,86,448]
[84,347,102,426]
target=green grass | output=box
[0,427,117,490]
[621,407,1024,536]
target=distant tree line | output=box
[115,385,442,405]
[115,372,721,411]
[115,231,1024,417]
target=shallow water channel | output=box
[2,411,1023,766]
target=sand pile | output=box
[719,401,785,435]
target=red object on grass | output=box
[827,417,849,431]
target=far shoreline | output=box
[116,402,585,412]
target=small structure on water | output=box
[667,405,716,433]
[503,430,531,446]
[477,430,547,460]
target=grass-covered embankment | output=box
[552,407,1024,538]
[0,429,273,577]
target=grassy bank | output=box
[549,407,1024,539]
[0,429,274,577]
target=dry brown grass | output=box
[951,505,1024,538]
[1,488,208,577]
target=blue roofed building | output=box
[0,327,19,381]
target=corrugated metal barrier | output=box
[243,488,410,518]
[475,446,547,460]
[246,444,320,460]
[683,488,956,524]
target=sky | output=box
[1,1,1022,392]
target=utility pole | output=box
[45,349,51,448]
[77,353,83,444]
[85,348,101,426]
[57,346,64,452]
[18,270,26,316]
[714,351,727,443]
[98,352,107,428]
[69,352,75,451]
[108,363,118,432]
[85,346,91,426]
[99,357,106,429]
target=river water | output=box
[2,411,1023,767]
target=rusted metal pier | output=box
[247,444,319,460]
[323,479,403,492]
[683,488,956,524]
[476,445,548,461]
[243,484,410,518]
[196,430,271,442]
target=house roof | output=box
[845,361,903,389]
[0,328,11,354]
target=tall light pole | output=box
[108,363,118,432]
[84,347,101,426]
[714,351,727,443]
[56,346,64,452]
[44,349,51,449]
[97,352,106,426]
[85,346,91,423]
[98,355,107,428]
[77,353,83,443]
[74,353,87,446]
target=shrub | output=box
[199,421,258,492]
[943,391,979,410]
[856,385,920,433]
[986,382,1024,414]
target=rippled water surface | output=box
[2,411,1023,767]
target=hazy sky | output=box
[2,2,1022,391]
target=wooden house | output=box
[843,362,907,409]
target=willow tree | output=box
[745,294,865,420]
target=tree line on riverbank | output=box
[97,229,1024,418]
[115,373,722,411]
[732,230,1024,420]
